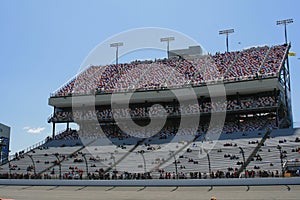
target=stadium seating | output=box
[0,114,284,179]
[48,95,278,123]
[52,44,288,96]
[1,128,300,180]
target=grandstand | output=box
[1,42,299,181]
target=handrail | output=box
[236,128,272,177]
[278,43,291,74]
[258,46,272,73]
[51,64,93,96]
[37,139,97,176]
[223,51,240,77]
[8,138,49,162]
[165,57,183,85]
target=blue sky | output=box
[0,0,299,154]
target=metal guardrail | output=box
[8,138,48,161]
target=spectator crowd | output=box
[52,44,287,96]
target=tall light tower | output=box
[219,29,234,52]
[276,19,293,124]
[276,18,293,44]
[110,42,124,65]
[160,37,175,59]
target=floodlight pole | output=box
[226,35,229,52]
[276,19,293,44]
[219,29,234,52]
[110,42,124,65]
[160,37,175,59]
[284,24,287,44]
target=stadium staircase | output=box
[236,129,272,177]
[223,51,240,77]
[257,46,271,74]
[149,134,201,172]
[164,58,183,85]
[37,139,97,177]
[103,138,147,173]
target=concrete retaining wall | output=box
[1,178,300,187]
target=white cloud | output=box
[23,126,30,130]
[25,127,45,134]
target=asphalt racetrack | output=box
[0,185,299,200]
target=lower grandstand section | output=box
[1,128,300,180]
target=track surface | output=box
[0,185,299,200]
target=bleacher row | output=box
[48,115,277,140]
[1,127,299,180]
[53,44,287,96]
[49,95,277,123]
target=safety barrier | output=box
[0,177,300,187]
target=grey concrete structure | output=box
[0,123,10,164]
[169,46,202,58]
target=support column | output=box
[274,88,279,127]
[282,56,289,121]
[52,106,56,138]
[52,123,56,138]
[285,47,292,126]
